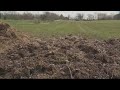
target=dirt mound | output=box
[0,23,120,79]
[0,33,120,79]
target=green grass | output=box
[1,20,120,39]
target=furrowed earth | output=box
[0,22,120,79]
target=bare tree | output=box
[68,15,70,20]
[87,14,94,20]
[106,13,114,20]
[114,13,120,20]
[22,12,34,20]
[59,14,64,20]
[75,13,84,21]
[97,13,107,20]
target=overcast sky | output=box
[16,11,119,18]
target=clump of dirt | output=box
[0,23,120,79]
[0,22,17,38]
[0,22,10,31]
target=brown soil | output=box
[0,23,120,79]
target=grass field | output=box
[1,20,120,39]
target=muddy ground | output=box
[0,23,120,79]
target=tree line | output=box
[0,11,69,21]
[75,12,120,20]
[0,11,120,21]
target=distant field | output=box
[1,20,120,39]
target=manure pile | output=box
[0,23,120,79]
